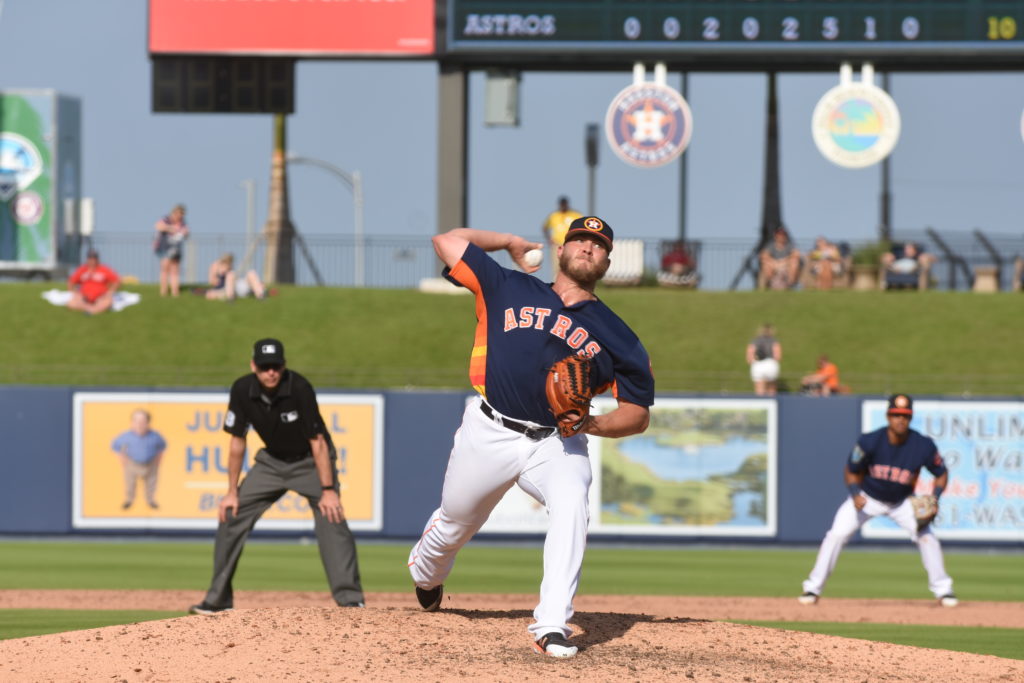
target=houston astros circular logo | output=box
[811,82,900,169]
[605,83,693,169]
[583,217,604,231]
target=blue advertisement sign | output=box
[861,400,1024,542]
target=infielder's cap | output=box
[564,216,614,251]
[85,248,99,259]
[253,338,285,366]
[887,393,913,416]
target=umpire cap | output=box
[564,216,614,251]
[253,338,286,365]
[887,393,913,416]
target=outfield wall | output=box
[1,387,1020,544]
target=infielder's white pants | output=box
[408,398,592,639]
[802,494,953,598]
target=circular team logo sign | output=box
[11,191,43,225]
[812,83,900,169]
[605,82,693,168]
[0,132,43,201]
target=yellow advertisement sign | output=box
[72,392,384,530]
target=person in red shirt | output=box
[68,249,120,314]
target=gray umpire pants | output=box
[202,449,364,607]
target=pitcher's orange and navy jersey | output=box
[847,427,947,504]
[443,243,655,426]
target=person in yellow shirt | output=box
[541,196,582,278]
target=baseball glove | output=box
[909,494,938,531]
[545,354,594,438]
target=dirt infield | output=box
[2,591,1022,682]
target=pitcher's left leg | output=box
[517,434,592,639]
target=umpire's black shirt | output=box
[223,370,332,462]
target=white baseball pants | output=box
[802,493,954,598]
[408,397,592,639]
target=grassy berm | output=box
[6,282,1022,395]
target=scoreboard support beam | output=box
[437,63,469,238]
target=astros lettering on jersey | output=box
[443,243,655,424]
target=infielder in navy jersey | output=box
[408,217,655,658]
[799,394,957,606]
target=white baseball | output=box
[523,248,544,267]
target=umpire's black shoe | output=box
[415,584,443,612]
[188,602,233,616]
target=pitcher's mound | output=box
[1,592,1021,681]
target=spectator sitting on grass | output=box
[759,226,802,290]
[67,249,120,315]
[881,242,935,290]
[801,354,844,397]
[807,236,846,290]
[205,253,266,301]
[657,241,699,287]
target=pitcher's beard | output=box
[560,254,608,286]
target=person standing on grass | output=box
[154,204,189,297]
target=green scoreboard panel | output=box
[446,1,1024,67]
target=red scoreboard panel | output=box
[149,0,435,56]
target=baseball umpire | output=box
[798,393,957,607]
[408,218,655,658]
[190,338,364,614]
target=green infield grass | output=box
[5,283,1023,395]
[1,543,1021,600]
[0,609,180,640]
[733,621,1024,661]
[2,541,1021,658]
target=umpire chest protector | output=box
[223,370,331,462]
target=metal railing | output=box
[82,230,1023,292]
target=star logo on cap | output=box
[583,217,604,231]
[894,395,909,409]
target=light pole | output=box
[239,179,256,271]
[286,153,365,287]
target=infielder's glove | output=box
[909,494,938,531]
[545,354,594,438]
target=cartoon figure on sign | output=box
[111,409,167,511]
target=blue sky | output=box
[1,0,1022,254]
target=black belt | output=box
[480,402,556,441]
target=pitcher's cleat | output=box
[415,584,443,612]
[533,632,578,658]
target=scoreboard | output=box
[446,1,1024,67]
